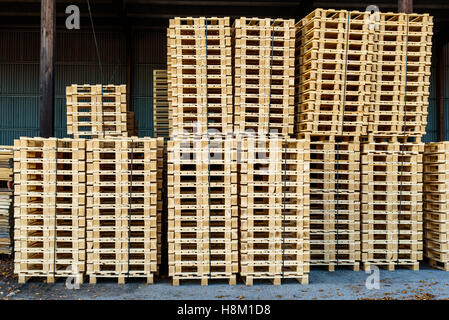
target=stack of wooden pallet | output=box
[233,18,295,136]
[300,134,361,271]
[368,13,433,136]
[153,69,169,137]
[86,137,163,284]
[0,146,13,255]
[167,17,233,135]
[360,11,432,271]
[295,8,432,271]
[295,9,370,136]
[14,137,86,284]
[167,136,238,285]
[361,136,423,270]
[66,84,135,138]
[295,9,366,270]
[239,136,309,284]
[423,142,449,270]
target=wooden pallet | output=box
[307,137,361,268]
[423,142,449,271]
[0,146,13,255]
[86,137,162,283]
[368,12,433,136]
[233,17,295,136]
[294,9,433,137]
[239,136,309,284]
[167,17,233,135]
[361,135,423,269]
[167,135,239,285]
[153,69,169,138]
[66,84,131,139]
[13,137,86,283]
[295,9,371,136]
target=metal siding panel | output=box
[0,96,39,145]
[56,31,126,64]
[55,64,126,95]
[133,97,153,138]
[133,31,167,65]
[0,64,39,95]
[0,31,39,63]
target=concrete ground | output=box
[1,256,448,300]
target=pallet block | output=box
[424,142,449,271]
[361,135,423,269]
[86,137,162,282]
[167,134,238,285]
[0,146,13,255]
[13,137,86,283]
[167,17,233,135]
[153,70,169,138]
[233,18,295,136]
[239,135,309,284]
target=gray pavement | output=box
[1,262,449,300]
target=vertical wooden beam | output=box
[398,0,413,14]
[437,43,445,141]
[40,0,55,138]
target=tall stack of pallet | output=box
[368,13,432,136]
[301,134,361,270]
[360,12,432,271]
[66,84,135,139]
[423,142,449,270]
[0,146,13,255]
[86,137,163,284]
[167,136,238,285]
[14,138,86,284]
[239,136,309,284]
[295,9,368,270]
[153,70,170,138]
[295,9,370,136]
[233,18,295,136]
[296,9,432,271]
[361,136,423,270]
[167,17,233,135]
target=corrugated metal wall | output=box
[0,29,166,145]
[0,28,444,144]
[132,31,167,137]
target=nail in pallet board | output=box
[13,138,86,284]
[295,9,371,136]
[361,135,423,271]
[423,142,449,271]
[167,135,238,285]
[369,13,433,136]
[239,136,309,285]
[233,18,295,136]
[153,69,170,138]
[167,17,233,135]
[0,146,13,255]
[86,137,163,284]
[298,134,361,271]
[66,84,129,139]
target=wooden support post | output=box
[40,0,55,138]
[398,0,413,14]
